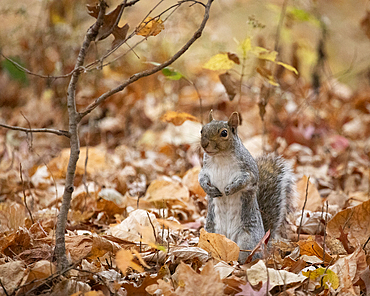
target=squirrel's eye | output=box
[220,130,228,137]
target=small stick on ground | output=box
[20,163,34,224]
[298,176,310,241]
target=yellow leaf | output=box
[239,37,252,55]
[131,248,150,269]
[254,48,278,62]
[137,17,164,37]
[115,249,144,275]
[302,268,339,289]
[277,61,299,74]
[160,111,199,126]
[203,53,235,71]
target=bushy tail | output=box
[256,154,296,238]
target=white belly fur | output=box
[207,154,243,241]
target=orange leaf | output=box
[137,17,164,37]
[160,111,199,126]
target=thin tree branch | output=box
[79,0,213,119]
[54,0,108,271]
[0,123,71,138]
[0,52,77,80]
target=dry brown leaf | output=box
[329,248,367,294]
[327,199,370,247]
[297,239,333,264]
[65,234,120,261]
[0,227,32,256]
[87,3,126,42]
[45,147,109,180]
[115,249,144,275]
[169,246,210,263]
[137,17,164,37]
[0,261,26,294]
[21,260,56,292]
[109,209,158,244]
[223,275,246,295]
[296,175,324,211]
[146,279,176,296]
[198,228,239,262]
[144,179,190,203]
[182,167,206,199]
[219,72,238,101]
[174,261,224,295]
[245,260,306,290]
[160,111,199,126]
[112,23,129,48]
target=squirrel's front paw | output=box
[206,185,222,198]
[224,184,236,196]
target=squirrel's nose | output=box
[201,138,209,149]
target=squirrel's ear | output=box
[228,112,239,132]
[208,110,214,122]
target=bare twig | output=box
[147,212,158,243]
[298,176,310,241]
[78,0,213,119]
[0,52,76,80]
[0,123,71,138]
[54,0,108,271]
[322,200,328,265]
[20,163,34,224]
[274,0,288,52]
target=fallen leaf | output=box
[174,261,224,295]
[302,267,339,289]
[169,246,210,263]
[109,209,158,245]
[198,228,239,262]
[65,234,120,261]
[160,111,199,126]
[146,279,176,296]
[327,199,370,247]
[297,239,333,264]
[137,17,164,37]
[245,260,306,290]
[144,179,190,203]
[0,261,26,294]
[182,167,206,198]
[296,175,324,211]
[329,248,367,294]
[115,249,144,275]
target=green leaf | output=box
[203,53,235,71]
[162,68,183,80]
[1,57,28,85]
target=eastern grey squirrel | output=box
[198,111,296,262]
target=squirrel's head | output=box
[200,111,239,155]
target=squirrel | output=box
[198,111,296,263]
